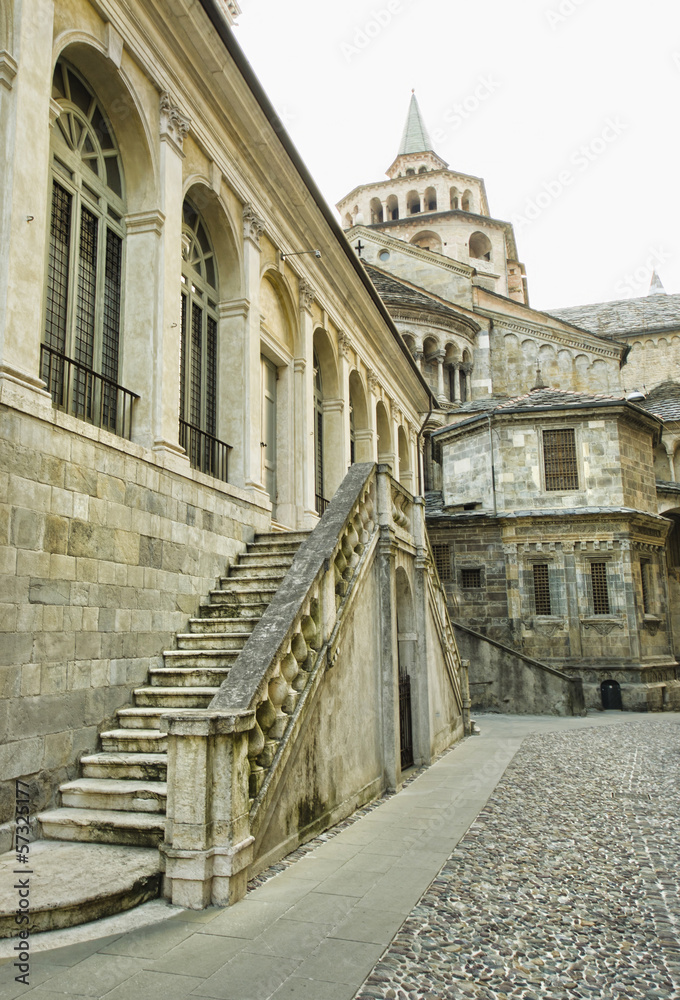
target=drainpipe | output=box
[417,392,434,496]
[487,413,497,516]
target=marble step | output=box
[38,808,166,847]
[226,564,290,582]
[215,575,285,593]
[199,599,269,618]
[100,729,168,753]
[208,585,279,605]
[236,551,299,568]
[188,616,258,634]
[175,631,252,651]
[0,841,161,935]
[117,707,172,729]
[161,648,239,669]
[252,531,310,547]
[133,686,219,707]
[148,666,232,687]
[59,778,167,813]
[80,752,167,781]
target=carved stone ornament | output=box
[581,618,625,636]
[337,331,353,358]
[159,92,190,149]
[642,617,662,636]
[242,204,265,245]
[526,619,566,637]
[298,278,315,311]
[367,369,380,394]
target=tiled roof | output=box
[637,381,680,421]
[495,387,622,409]
[546,293,680,339]
[364,264,463,321]
[398,93,433,155]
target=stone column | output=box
[242,205,267,497]
[0,0,55,411]
[376,466,399,790]
[298,277,316,525]
[452,363,461,402]
[150,93,190,462]
[337,331,354,471]
[463,364,473,401]
[434,350,446,404]
[161,709,256,909]
[218,298,250,488]
[411,497,433,763]
[562,541,582,658]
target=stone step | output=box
[188,616,258,635]
[226,564,290,581]
[81,752,167,781]
[148,666,232,687]
[252,530,310,547]
[0,841,161,935]
[215,576,284,593]
[162,648,239,669]
[38,808,166,847]
[236,551,299,568]
[100,729,168,753]
[208,585,279,605]
[60,778,167,813]
[117,707,171,729]
[199,599,268,618]
[133,686,219,707]
[175,631,251,651]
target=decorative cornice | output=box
[0,51,17,91]
[293,358,306,375]
[160,92,190,152]
[125,209,165,237]
[581,618,625,635]
[219,298,249,320]
[494,317,622,360]
[242,204,265,247]
[391,308,479,339]
[298,277,315,311]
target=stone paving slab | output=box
[1,712,678,1000]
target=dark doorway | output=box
[601,679,622,710]
[399,672,414,769]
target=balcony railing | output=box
[40,344,138,440]
[180,420,231,483]
[315,493,329,516]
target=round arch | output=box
[259,267,299,357]
[410,230,442,253]
[398,425,412,490]
[312,328,343,508]
[183,180,242,299]
[376,399,393,469]
[349,369,371,464]
[469,231,492,261]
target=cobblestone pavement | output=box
[355,721,680,1000]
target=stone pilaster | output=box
[242,204,267,496]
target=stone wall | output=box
[0,401,270,849]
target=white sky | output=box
[235,0,680,311]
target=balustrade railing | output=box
[40,344,138,440]
[179,419,231,482]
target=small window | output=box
[543,429,579,491]
[461,568,482,589]
[533,564,551,615]
[432,544,451,581]
[590,563,610,615]
[379,250,390,262]
[640,560,652,614]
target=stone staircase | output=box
[36,531,309,856]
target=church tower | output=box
[337,94,527,303]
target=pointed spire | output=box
[397,92,434,156]
[532,362,547,391]
[648,270,667,296]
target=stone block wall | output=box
[0,401,270,848]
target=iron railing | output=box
[40,343,138,440]
[180,419,231,483]
[315,493,329,516]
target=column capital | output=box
[0,51,17,92]
[160,92,191,154]
[298,277,315,311]
[243,203,265,247]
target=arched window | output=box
[418,166,428,174]
[469,231,492,261]
[370,197,384,224]
[425,187,437,212]
[387,195,399,221]
[407,190,421,215]
[405,168,415,176]
[180,198,220,475]
[462,189,473,212]
[42,59,127,434]
[450,187,459,210]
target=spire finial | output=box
[649,270,667,296]
[532,362,547,391]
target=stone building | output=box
[338,97,680,713]
[0,0,466,926]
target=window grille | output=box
[461,567,482,589]
[432,544,451,581]
[533,563,551,615]
[543,428,578,491]
[590,563,610,615]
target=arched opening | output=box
[418,166,428,174]
[444,343,460,402]
[312,328,341,510]
[369,198,384,224]
[42,57,128,436]
[396,567,415,769]
[402,333,416,357]
[424,186,437,212]
[469,231,492,261]
[348,370,371,463]
[411,231,442,254]
[344,212,353,229]
[601,679,622,711]
[460,349,472,402]
[462,189,473,212]
[376,400,393,470]
[407,190,421,215]
[422,336,439,395]
[450,187,459,210]
[673,447,680,483]
[405,168,415,176]
[386,194,399,221]
[398,425,412,490]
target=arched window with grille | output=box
[42,59,133,436]
[179,198,224,479]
